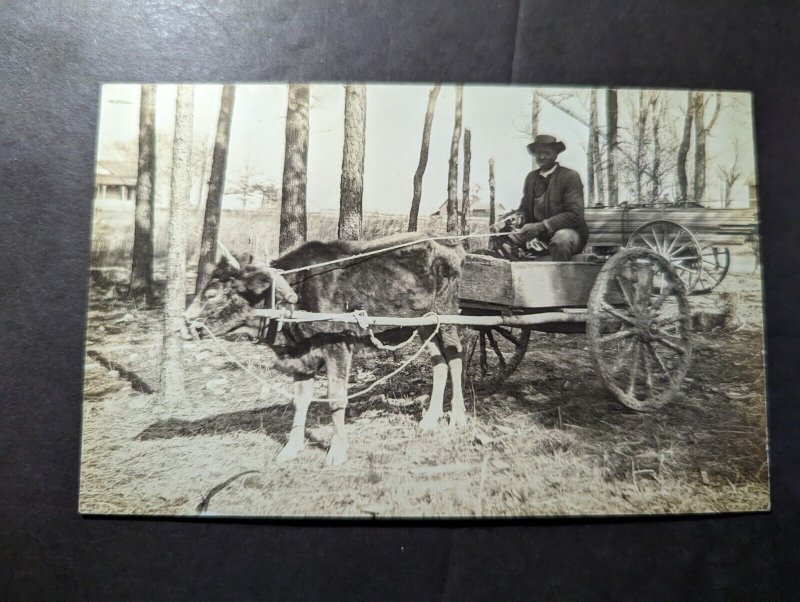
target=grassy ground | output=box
[79,261,769,518]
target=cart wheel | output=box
[626,220,702,293]
[692,245,730,295]
[463,325,530,384]
[587,247,692,411]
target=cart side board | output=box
[460,254,613,310]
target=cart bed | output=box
[459,253,608,310]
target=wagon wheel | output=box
[626,220,702,293]
[692,245,730,295]
[587,247,692,411]
[463,325,530,385]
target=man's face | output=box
[534,147,557,171]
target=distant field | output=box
[89,204,758,282]
[90,206,493,271]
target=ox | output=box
[185,233,467,466]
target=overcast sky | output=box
[97,83,756,214]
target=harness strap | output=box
[275,232,507,275]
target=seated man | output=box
[506,134,589,261]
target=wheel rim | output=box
[587,247,692,411]
[626,220,702,293]
[692,246,730,295]
[463,325,530,385]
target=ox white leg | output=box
[448,357,468,429]
[325,346,352,466]
[276,378,313,463]
[419,342,447,431]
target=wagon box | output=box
[460,253,612,310]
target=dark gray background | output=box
[1,1,798,599]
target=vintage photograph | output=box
[80,83,768,517]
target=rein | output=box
[274,231,508,276]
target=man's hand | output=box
[508,222,547,246]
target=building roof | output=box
[95,160,137,186]
[432,198,507,215]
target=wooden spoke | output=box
[641,343,654,391]
[692,246,730,295]
[479,331,488,377]
[465,334,478,369]
[494,326,520,346]
[598,328,637,344]
[608,338,636,377]
[670,259,701,275]
[645,342,675,384]
[636,266,655,312]
[652,313,684,328]
[652,334,688,355]
[600,302,637,325]
[668,240,696,259]
[649,226,663,254]
[632,232,659,254]
[614,275,639,311]
[664,229,681,255]
[627,340,641,395]
[485,329,507,372]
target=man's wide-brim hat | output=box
[527,134,566,155]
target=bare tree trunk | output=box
[587,133,595,206]
[720,139,741,208]
[635,89,649,203]
[590,89,605,205]
[460,129,472,235]
[586,92,595,205]
[280,85,310,253]
[158,84,193,409]
[488,158,496,226]
[408,84,441,232]
[693,92,706,205]
[606,88,618,206]
[195,85,236,295]
[693,91,722,207]
[677,90,694,203]
[130,84,156,299]
[338,84,367,241]
[446,85,463,233]
[650,93,663,204]
[531,90,540,170]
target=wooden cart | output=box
[591,204,759,293]
[458,247,692,411]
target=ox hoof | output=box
[419,411,444,431]
[325,436,349,466]
[449,411,468,429]
[276,438,304,463]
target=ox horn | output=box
[217,241,241,271]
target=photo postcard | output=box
[80,82,768,517]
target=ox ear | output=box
[236,266,298,304]
[236,266,274,295]
[236,252,254,266]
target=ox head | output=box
[184,242,298,339]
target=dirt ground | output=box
[79,261,769,518]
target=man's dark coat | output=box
[518,165,589,250]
